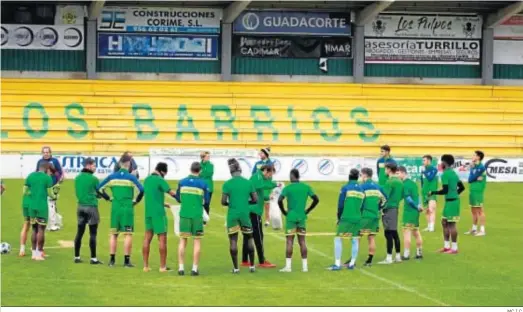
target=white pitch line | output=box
[211,212,449,307]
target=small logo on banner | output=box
[318,159,334,175]
[63,27,82,47]
[292,159,308,175]
[163,157,180,174]
[242,12,260,31]
[485,158,520,179]
[462,22,475,38]
[38,27,59,47]
[372,19,386,36]
[272,159,281,174]
[14,26,34,47]
[1,27,8,45]
[237,157,253,174]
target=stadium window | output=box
[1,2,55,25]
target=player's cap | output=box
[398,166,407,173]
[84,157,95,166]
[261,147,271,158]
[349,169,359,180]
[190,162,201,173]
[441,154,455,167]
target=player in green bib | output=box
[377,145,397,186]
[25,162,57,261]
[354,167,387,267]
[329,169,364,271]
[241,165,278,268]
[19,182,31,257]
[174,162,210,276]
[398,166,424,261]
[73,158,103,265]
[142,162,178,273]
[429,154,465,254]
[222,158,258,273]
[200,151,214,221]
[97,156,144,268]
[277,169,319,273]
[379,163,403,264]
[466,150,487,236]
[421,155,439,232]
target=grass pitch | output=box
[1,180,523,306]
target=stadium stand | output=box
[1,79,522,156]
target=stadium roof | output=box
[98,1,523,15]
[2,1,522,25]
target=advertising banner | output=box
[98,33,218,60]
[234,11,351,36]
[98,6,222,34]
[2,154,522,182]
[1,24,84,50]
[365,14,482,39]
[365,38,480,64]
[233,35,352,58]
[494,40,523,65]
[19,154,150,180]
[55,5,86,25]
[494,15,523,39]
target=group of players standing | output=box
[17,144,488,275]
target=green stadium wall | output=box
[1,50,85,72]
[364,64,481,79]
[232,57,353,76]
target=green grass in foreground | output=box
[1,180,523,306]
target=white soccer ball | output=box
[1,242,11,254]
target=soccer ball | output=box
[1,242,11,254]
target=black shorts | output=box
[77,205,100,226]
[382,208,398,231]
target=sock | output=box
[334,237,342,266]
[404,249,410,258]
[192,264,198,272]
[350,238,359,266]
[480,226,485,232]
[472,224,477,231]
[302,259,308,271]
[110,254,115,262]
[451,242,458,251]
[416,248,422,256]
[35,249,41,257]
[366,254,374,263]
[91,257,98,261]
[20,245,25,253]
[124,255,130,264]
[233,268,240,272]
[444,241,450,249]
[386,254,392,261]
[75,256,80,260]
[396,253,402,260]
[31,250,36,257]
[179,264,184,271]
[285,258,292,269]
[429,222,434,231]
